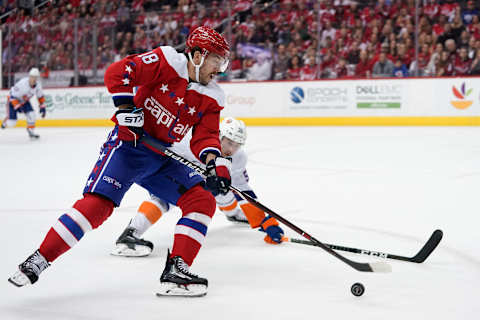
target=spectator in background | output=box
[393,59,408,77]
[470,48,480,74]
[320,49,337,78]
[372,51,394,77]
[462,1,479,25]
[453,46,471,75]
[287,55,302,80]
[333,56,348,78]
[229,51,243,79]
[300,55,318,80]
[246,55,272,81]
[355,50,371,78]
[272,44,289,80]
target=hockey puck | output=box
[351,282,365,296]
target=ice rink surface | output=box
[1,126,479,320]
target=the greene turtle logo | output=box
[450,83,473,110]
[290,87,305,104]
[44,94,54,110]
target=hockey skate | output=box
[156,250,208,297]
[111,227,154,257]
[27,128,40,139]
[8,250,50,287]
[225,210,249,225]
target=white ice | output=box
[1,126,479,320]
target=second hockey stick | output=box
[283,229,443,263]
[140,135,392,273]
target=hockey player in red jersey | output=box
[8,26,231,297]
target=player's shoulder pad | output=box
[159,46,188,81]
[188,81,225,108]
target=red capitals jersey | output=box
[104,46,224,162]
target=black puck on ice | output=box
[351,282,365,296]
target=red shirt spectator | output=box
[355,51,372,78]
[300,62,318,80]
[453,48,471,75]
[423,1,440,20]
[440,1,459,20]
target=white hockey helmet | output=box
[220,117,247,145]
[29,68,40,77]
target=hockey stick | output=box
[139,135,391,273]
[283,229,443,263]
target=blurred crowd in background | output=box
[1,0,480,86]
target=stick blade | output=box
[369,261,392,273]
[410,229,443,263]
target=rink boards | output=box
[1,77,479,126]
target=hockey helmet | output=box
[186,26,230,77]
[29,68,40,77]
[220,117,247,145]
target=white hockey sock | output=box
[129,213,152,237]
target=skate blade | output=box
[156,282,207,297]
[226,217,249,225]
[110,244,152,257]
[8,270,31,287]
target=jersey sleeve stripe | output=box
[199,147,221,161]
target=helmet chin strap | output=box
[188,52,206,82]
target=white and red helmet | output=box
[220,117,247,145]
[186,26,230,77]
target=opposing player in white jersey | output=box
[1,68,47,139]
[111,117,285,257]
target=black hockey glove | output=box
[205,157,232,196]
[39,104,46,118]
[115,107,144,138]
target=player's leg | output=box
[23,102,39,139]
[111,195,170,257]
[216,191,248,224]
[140,161,216,296]
[1,99,18,129]
[8,128,140,287]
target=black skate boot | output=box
[111,226,154,257]
[156,250,208,297]
[1,121,5,129]
[8,250,50,287]
[226,214,249,224]
[27,128,40,139]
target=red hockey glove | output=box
[205,157,231,196]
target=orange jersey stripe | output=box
[219,200,238,212]
[138,201,163,224]
[10,99,20,108]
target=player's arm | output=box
[190,98,231,196]
[9,82,23,109]
[104,47,169,139]
[36,84,47,118]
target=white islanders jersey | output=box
[9,77,44,103]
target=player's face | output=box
[221,137,241,157]
[29,76,38,87]
[199,53,228,85]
